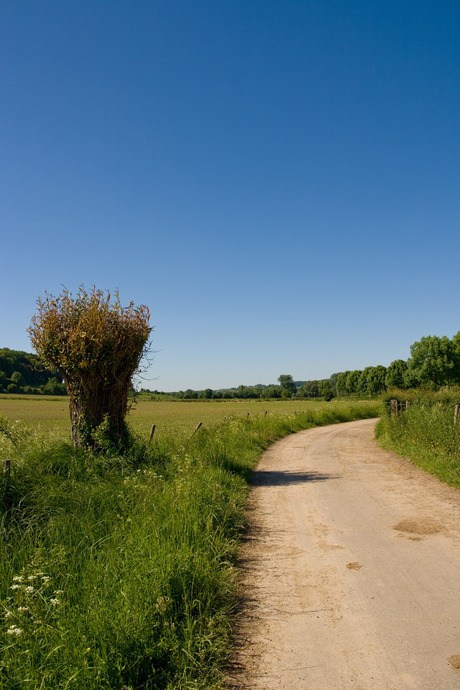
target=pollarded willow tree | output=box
[28,286,152,448]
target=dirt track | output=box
[227,419,460,689]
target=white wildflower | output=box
[53,590,64,595]
[24,586,35,594]
[18,606,30,613]
[12,576,23,583]
[49,598,59,606]
[10,584,21,591]
[4,611,13,619]
[7,626,23,635]
[27,575,37,581]
[41,576,50,583]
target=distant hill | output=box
[0,347,66,395]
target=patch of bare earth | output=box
[226,419,460,689]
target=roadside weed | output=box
[377,389,460,488]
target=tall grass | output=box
[376,388,460,489]
[1,403,378,689]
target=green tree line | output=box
[0,348,66,395]
[142,332,460,400]
[337,332,460,397]
[4,330,460,399]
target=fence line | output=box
[391,399,460,425]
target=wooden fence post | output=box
[149,424,156,442]
[454,404,460,426]
[1,459,11,502]
[191,422,203,437]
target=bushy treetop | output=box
[28,286,151,382]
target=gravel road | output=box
[227,418,460,689]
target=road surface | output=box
[227,419,460,689]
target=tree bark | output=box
[66,373,131,448]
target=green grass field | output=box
[0,394,378,439]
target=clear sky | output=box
[1,0,459,391]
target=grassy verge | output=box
[0,403,378,689]
[376,389,460,489]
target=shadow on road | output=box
[252,470,340,486]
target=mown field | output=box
[0,394,379,438]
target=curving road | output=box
[228,419,460,689]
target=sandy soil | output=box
[226,419,460,689]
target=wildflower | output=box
[7,626,23,636]
[41,576,50,583]
[24,586,35,594]
[17,606,30,613]
[5,611,13,619]
[12,576,23,583]
[10,584,21,591]
[53,590,64,595]
[155,596,170,612]
[28,575,37,581]
[49,598,59,606]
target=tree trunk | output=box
[66,373,131,448]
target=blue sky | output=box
[1,0,459,391]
